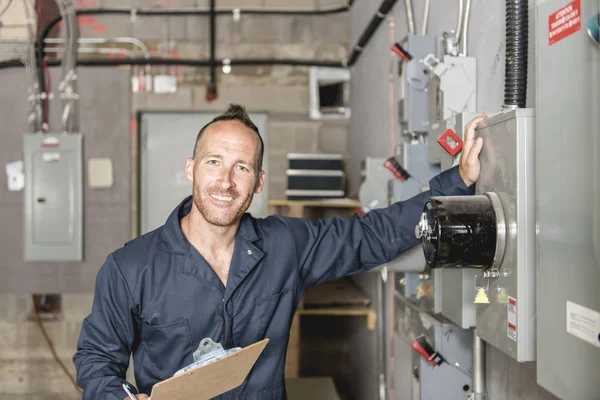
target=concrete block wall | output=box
[0,1,349,398]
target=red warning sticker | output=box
[548,0,581,45]
[507,296,517,342]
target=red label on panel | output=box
[549,0,581,45]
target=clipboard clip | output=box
[174,338,242,377]
[193,338,227,363]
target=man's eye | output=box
[237,165,249,172]
[207,160,218,165]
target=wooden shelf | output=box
[268,198,361,208]
[268,198,361,219]
[300,279,376,331]
[298,307,376,331]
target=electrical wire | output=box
[22,0,41,132]
[392,43,412,62]
[30,296,83,395]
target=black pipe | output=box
[503,0,528,108]
[207,0,217,100]
[2,57,346,69]
[36,4,351,116]
[346,0,398,66]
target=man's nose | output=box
[219,168,234,190]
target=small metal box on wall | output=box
[23,133,83,261]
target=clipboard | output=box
[150,339,269,400]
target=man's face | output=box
[184,120,264,227]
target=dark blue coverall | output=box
[73,166,472,399]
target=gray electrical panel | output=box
[395,302,473,400]
[388,143,440,310]
[23,133,83,261]
[474,109,536,362]
[535,0,600,398]
[400,34,437,134]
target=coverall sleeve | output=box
[73,254,139,399]
[287,166,474,289]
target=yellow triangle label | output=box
[416,284,425,299]
[474,288,490,304]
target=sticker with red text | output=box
[549,0,581,45]
[507,297,517,342]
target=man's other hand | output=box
[458,114,487,187]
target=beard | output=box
[192,181,255,227]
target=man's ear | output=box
[184,158,195,182]
[254,170,265,194]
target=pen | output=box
[122,382,137,400]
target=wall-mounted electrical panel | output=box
[474,109,536,362]
[417,110,536,361]
[23,133,83,261]
[400,34,437,134]
[387,143,440,311]
[395,299,473,400]
[535,0,600,398]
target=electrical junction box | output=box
[428,56,477,123]
[413,313,473,400]
[474,109,536,362]
[400,34,437,134]
[535,0,600,398]
[23,133,83,261]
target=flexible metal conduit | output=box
[346,0,398,66]
[503,0,528,108]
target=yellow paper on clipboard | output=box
[150,339,269,400]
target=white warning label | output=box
[507,296,517,342]
[566,301,600,348]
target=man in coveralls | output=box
[73,104,487,399]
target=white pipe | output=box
[460,0,471,56]
[404,0,415,34]
[421,0,430,35]
[455,0,464,44]
[472,334,487,399]
[46,37,152,74]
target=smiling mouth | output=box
[211,194,234,202]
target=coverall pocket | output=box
[140,318,193,380]
[256,286,297,358]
